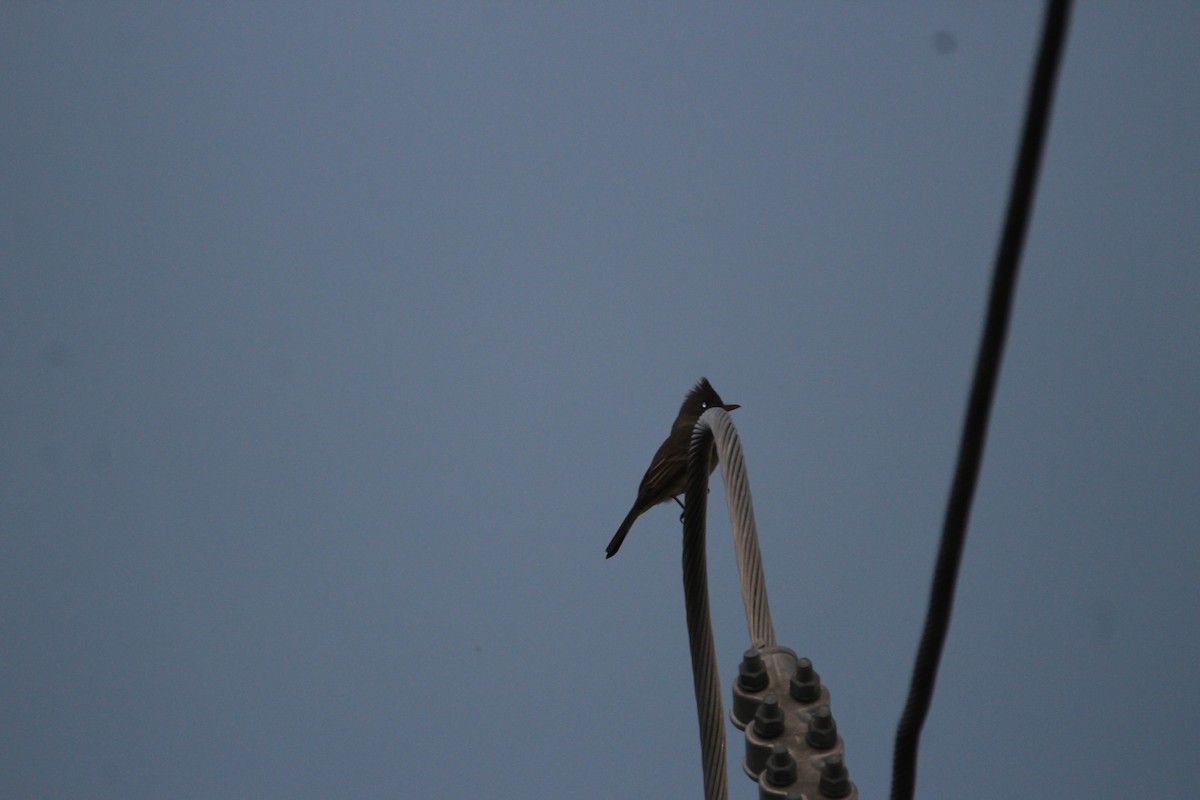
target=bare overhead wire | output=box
[679,406,776,800]
[681,414,728,800]
[890,2,1073,798]
[707,409,776,651]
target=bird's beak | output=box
[722,404,741,411]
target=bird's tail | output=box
[605,505,642,559]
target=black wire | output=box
[890,3,1072,799]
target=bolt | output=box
[820,754,851,799]
[790,657,821,703]
[764,743,797,787]
[805,705,838,750]
[738,648,768,692]
[753,693,784,739]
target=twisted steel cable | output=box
[681,407,775,799]
[682,417,728,800]
[706,408,776,650]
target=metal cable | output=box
[681,407,776,798]
[682,418,728,800]
[890,3,1072,798]
[706,409,776,650]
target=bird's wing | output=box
[635,428,690,502]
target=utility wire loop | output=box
[680,407,777,800]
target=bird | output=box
[605,378,739,558]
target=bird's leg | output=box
[673,488,712,524]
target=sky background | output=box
[3,3,1198,798]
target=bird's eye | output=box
[701,401,709,409]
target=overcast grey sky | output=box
[3,3,1198,798]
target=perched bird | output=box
[605,378,739,558]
